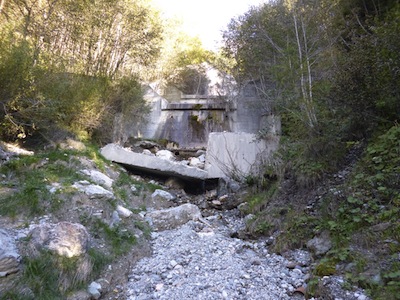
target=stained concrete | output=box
[205,132,279,180]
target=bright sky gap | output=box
[151,0,267,50]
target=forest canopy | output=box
[0,0,163,143]
[222,0,400,183]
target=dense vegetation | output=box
[223,0,399,298]
[1,0,399,298]
[0,0,163,143]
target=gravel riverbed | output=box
[124,209,308,300]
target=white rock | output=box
[72,180,114,198]
[189,157,204,168]
[198,154,206,163]
[88,281,102,300]
[100,144,208,180]
[151,189,176,201]
[146,203,202,231]
[0,229,21,277]
[156,149,175,161]
[116,205,133,218]
[110,211,121,227]
[142,149,154,156]
[80,169,114,188]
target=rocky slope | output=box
[0,141,371,299]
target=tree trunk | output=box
[0,0,5,14]
[293,12,318,130]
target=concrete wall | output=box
[205,132,280,179]
[117,78,274,149]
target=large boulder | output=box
[0,229,21,277]
[29,222,90,258]
[146,203,202,231]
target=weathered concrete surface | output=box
[205,132,279,180]
[100,144,208,181]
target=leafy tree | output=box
[223,0,339,134]
[0,0,162,143]
[222,0,343,185]
[150,22,216,93]
[330,2,400,139]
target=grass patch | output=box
[91,219,137,256]
[0,153,86,218]
[4,250,94,300]
[272,211,318,253]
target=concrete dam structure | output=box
[109,65,280,180]
[117,82,271,149]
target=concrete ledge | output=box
[100,144,208,181]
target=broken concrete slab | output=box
[100,144,208,181]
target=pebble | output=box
[122,208,371,300]
[124,209,299,299]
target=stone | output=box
[218,177,241,196]
[198,154,206,163]
[142,149,154,156]
[146,203,202,231]
[72,180,114,198]
[100,144,208,181]
[206,189,218,200]
[306,231,332,256]
[29,222,89,258]
[0,229,21,277]
[66,290,91,300]
[110,211,121,227]
[219,194,229,202]
[156,149,175,161]
[116,205,133,218]
[195,150,206,157]
[189,157,204,168]
[88,281,102,300]
[370,222,391,232]
[80,169,114,188]
[212,200,222,206]
[152,189,176,202]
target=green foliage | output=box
[5,250,94,300]
[0,147,111,217]
[314,258,337,276]
[359,125,400,204]
[0,0,160,143]
[331,4,400,139]
[169,65,210,95]
[272,212,318,253]
[134,220,152,239]
[91,219,137,256]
